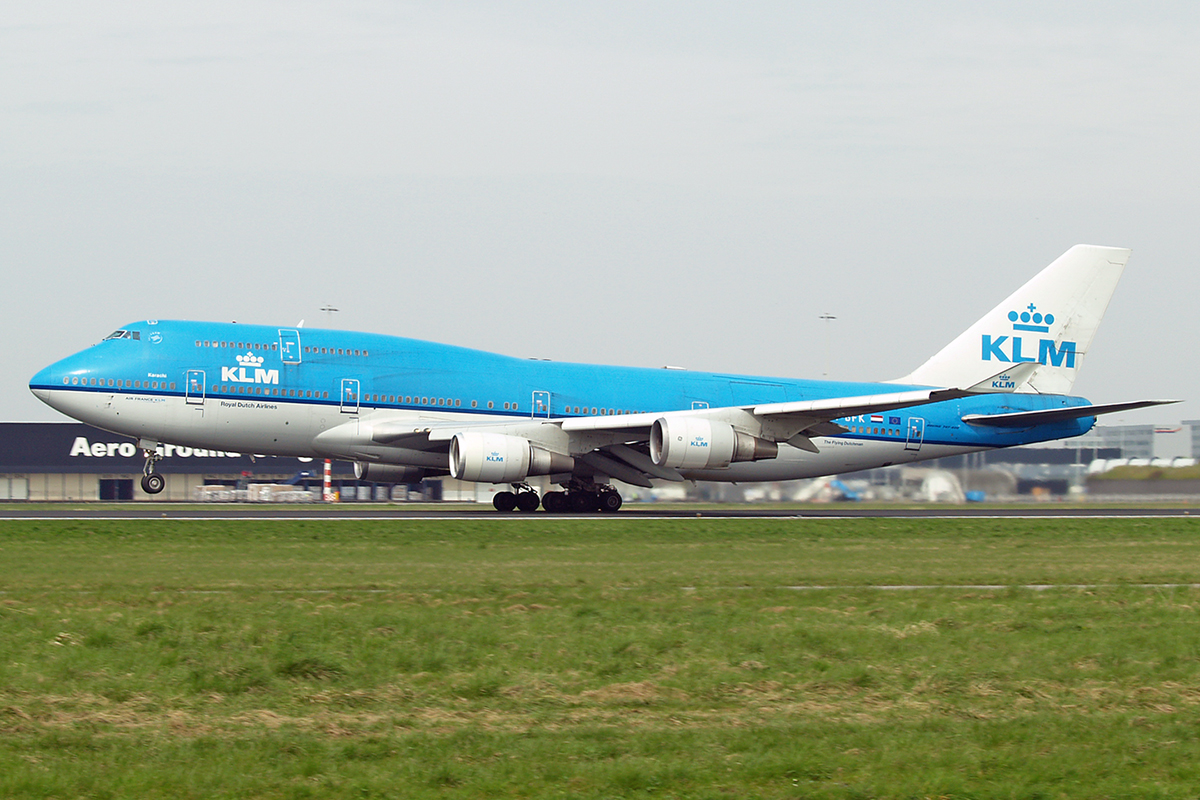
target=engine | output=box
[650,417,778,470]
[354,462,429,483]
[449,432,574,483]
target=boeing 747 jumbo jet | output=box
[30,245,1175,511]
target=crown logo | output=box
[236,352,265,367]
[1008,303,1054,333]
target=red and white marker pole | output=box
[323,459,333,502]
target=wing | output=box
[310,382,981,487]
[559,385,970,452]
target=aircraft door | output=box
[532,390,550,418]
[340,379,360,414]
[905,417,925,451]
[278,329,302,364]
[185,370,205,405]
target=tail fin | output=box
[896,245,1131,394]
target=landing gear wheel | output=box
[542,491,567,513]
[493,491,518,512]
[140,473,165,495]
[515,491,541,512]
[598,490,622,513]
[139,444,165,495]
[569,492,594,513]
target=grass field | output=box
[4,517,1200,798]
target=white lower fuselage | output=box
[37,385,978,483]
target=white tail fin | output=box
[896,245,1131,394]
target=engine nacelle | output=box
[449,432,574,484]
[354,462,428,483]
[650,417,778,470]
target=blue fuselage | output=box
[29,320,1095,482]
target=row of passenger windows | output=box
[197,340,277,350]
[849,426,901,437]
[64,375,637,416]
[306,346,368,356]
[362,395,514,410]
[204,388,520,407]
[193,341,369,357]
[58,378,912,432]
[564,406,639,416]
[351,397,640,414]
[214,385,330,398]
[64,376,175,390]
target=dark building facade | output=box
[0,422,355,501]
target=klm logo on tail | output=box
[982,304,1076,368]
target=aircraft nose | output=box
[29,364,57,404]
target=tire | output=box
[568,492,593,513]
[515,491,541,512]
[141,473,165,495]
[542,491,567,513]
[492,491,517,512]
[599,491,623,513]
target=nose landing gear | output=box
[140,445,165,495]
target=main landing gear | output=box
[140,445,165,495]
[492,486,542,512]
[492,481,623,513]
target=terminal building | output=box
[0,422,362,502]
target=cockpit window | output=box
[103,330,141,341]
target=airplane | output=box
[29,244,1176,512]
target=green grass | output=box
[3,518,1200,798]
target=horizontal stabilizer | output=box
[962,399,1179,428]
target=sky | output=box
[3,2,1198,428]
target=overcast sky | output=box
[4,2,1198,429]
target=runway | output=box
[1,503,1196,520]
